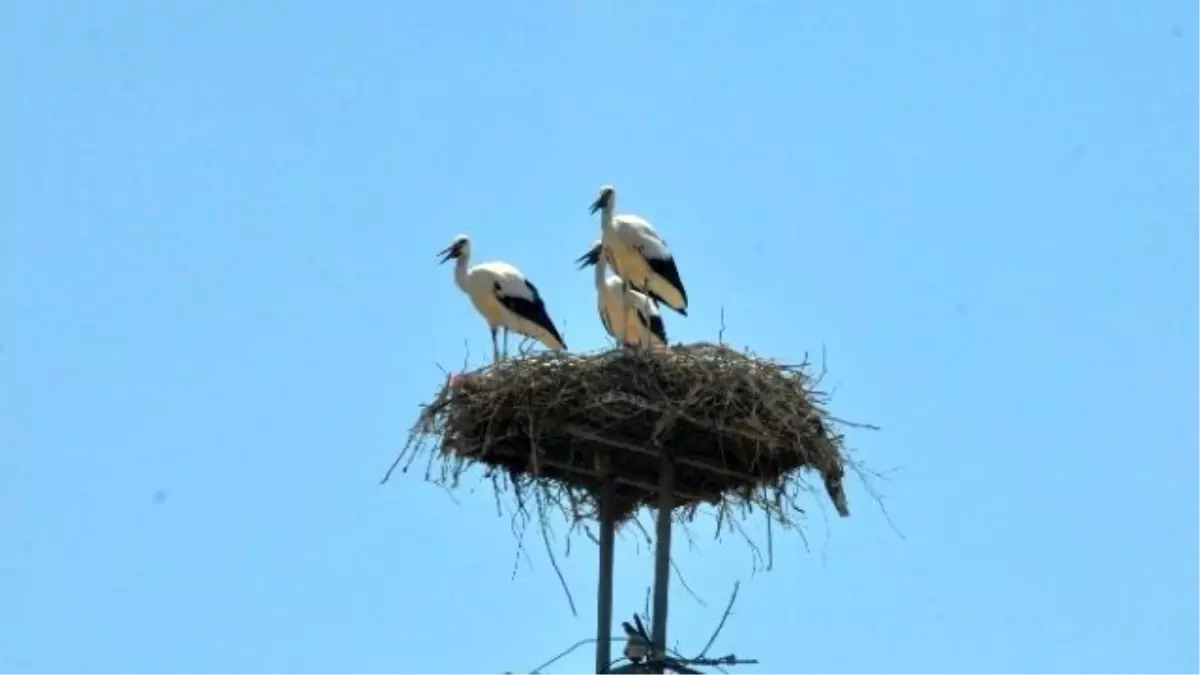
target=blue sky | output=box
[1,1,1196,673]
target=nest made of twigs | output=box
[388,342,862,530]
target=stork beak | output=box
[588,194,605,215]
[437,246,455,264]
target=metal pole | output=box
[650,447,675,674]
[595,473,616,673]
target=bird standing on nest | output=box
[622,616,651,665]
[438,234,567,363]
[576,240,667,350]
[589,185,689,337]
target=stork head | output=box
[574,240,603,269]
[589,184,616,215]
[437,235,470,264]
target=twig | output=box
[827,415,882,431]
[850,460,907,541]
[536,492,578,616]
[729,517,764,574]
[698,581,740,658]
[686,655,759,667]
[632,513,653,547]
[670,556,707,607]
[818,343,828,385]
[510,515,529,580]
[379,445,407,484]
[529,637,594,674]
[765,509,774,572]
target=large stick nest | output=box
[388,342,866,532]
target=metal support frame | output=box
[650,447,675,674]
[595,473,617,673]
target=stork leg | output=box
[491,327,500,364]
[628,278,648,353]
[621,280,633,348]
[503,327,510,359]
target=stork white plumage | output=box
[576,240,667,350]
[589,185,689,320]
[437,234,567,363]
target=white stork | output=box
[437,234,567,363]
[589,184,689,318]
[576,240,667,349]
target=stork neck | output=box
[593,251,608,290]
[453,253,470,291]
[600,202,615,235]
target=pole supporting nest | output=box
[595,465,616,674]
[650,445,675,674]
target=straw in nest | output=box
[387,342,863,529]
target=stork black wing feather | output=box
[647,312,667,344]
[645,254,688,308]
[496,283,566,349]
[635,307,668,345]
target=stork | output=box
[437,234,567,363]
[589,184,689,322]
[576,240,667,349]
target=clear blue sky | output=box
[1,1,1196,673]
